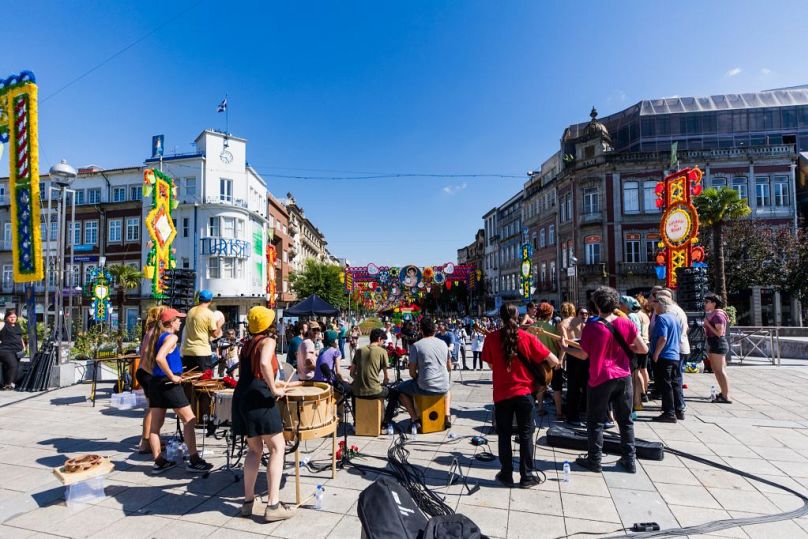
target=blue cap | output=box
[198,290,213,302]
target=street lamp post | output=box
[47,160,77,362]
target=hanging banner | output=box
[143,169,178,298]
[0,71,43,282]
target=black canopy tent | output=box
[284,294,339,317]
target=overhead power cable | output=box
[41,1,203,103]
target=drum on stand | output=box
[278,381,340,506]
[278,382,338,442]
[192,380,225,424]
[213,389,234,425]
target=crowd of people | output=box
[482,285,732,481]
[130,283,733,523]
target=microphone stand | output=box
[319,364,358,471]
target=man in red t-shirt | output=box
[562,287,648,474]
[482,304,559,489]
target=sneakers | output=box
[186,456,214,472]
[241,499,255,517]
[617,457,636,473]
[675,410,686,421]
[495,471,515,487]
[641,394,650,403]
[264,502,295,522]
[519,476,542,489]
[651,413,677,423]
[714,393,732,404]
[575,456,602,473]
[151,458,177,475]
[630,412,638,421]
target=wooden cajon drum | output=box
[415,394,446,434]
[354,397,383,436]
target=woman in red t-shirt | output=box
[482,304,559,489]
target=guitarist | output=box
[481,303,560,489]
[532,302,564,420]
[561,286,648,475]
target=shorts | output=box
[135,368,152,395]
[183,354,215,371]
[396,379,445,397]
[149,377,190,410]
[550,368,564,392]
[634,353,649,370]
[354,387,389,400]
[707,336,729,355]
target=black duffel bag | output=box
[358,476,428,539]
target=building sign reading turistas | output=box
[201,238,251,258]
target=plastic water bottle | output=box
[300,455,311,468]
[179,442,189,460]
[387,424,394,439]
[410,423,418,439]
[448,432,456,440]
[710,385,717,401]
[562,461,571,484]
[166,439,178,463]
[314,485,325,510]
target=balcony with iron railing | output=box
[618,262,656,276]
[580,211,603,224]
[205,195,248,209]
[578,263,607,277]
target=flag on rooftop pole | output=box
[216,96,227,113]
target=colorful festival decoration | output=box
[142,168,178,298]
[520,243,532,300]
[86,266,112,322]
[266,243,277,307]
[346,263,477,311]
[654,166,703,288]
[0,71,43,282]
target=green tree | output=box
[693,187,751,304]
[107,264,143,353]
[289,259,347,310]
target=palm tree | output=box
[693,187,751,304]
[107,264,144,353]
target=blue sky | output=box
[4,0,808,266]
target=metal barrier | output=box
[727,326,808,365]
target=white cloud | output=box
[726,67,742,77]
[442,182,468,195]
[761,67,771,75]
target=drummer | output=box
[233,306,299,522]
[147,308,213,474]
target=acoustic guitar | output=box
[473,323,553,387]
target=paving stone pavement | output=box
[2,346,808,538]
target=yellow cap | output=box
[248,306,276,334]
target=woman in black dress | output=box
[0,310,26,390]
[233,306,298,522]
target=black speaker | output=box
[164,269,197,310]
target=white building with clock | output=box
[144,129,269,329]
